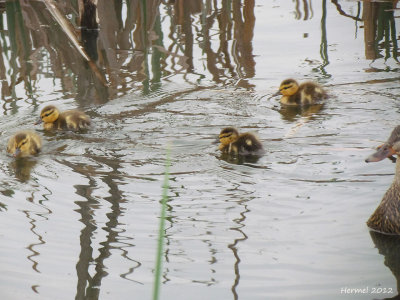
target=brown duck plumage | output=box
[366,126,400,234]
[218,127,264,156]
[276,78,327,106]
[7,130,42,158]
[36,105,91,131]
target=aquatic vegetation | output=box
[153,145,171,300]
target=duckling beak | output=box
[272,90,281,97]
[34,118,43,125]
[13,148,21,157]
[365,144,396,163]
[212,137,220,145]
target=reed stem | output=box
[152,144,171,300]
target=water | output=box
[0,0,400,299]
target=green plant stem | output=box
[153,144,171,300]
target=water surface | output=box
[0,1,400,299]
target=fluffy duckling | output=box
[365,125,400,235]
[218,127,264,156]
[7,130,42,158]
[36,105,91,131]
[275,78,327,105]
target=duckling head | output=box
[219,127,239,147]
[277,79,299,96]
[36,105,60,125]
[12,132,32,157]
[366,126,400,163]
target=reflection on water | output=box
[0,1,400,299]
[0,0,259,104]
[363,1,398,63]
[370,231,400,299]
[278,103,325,122]
[219,152,263,165]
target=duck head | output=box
[365,126,400,163]
[219,127,239,148]
[12,132,31,157]
[274,78,300,97]
[35,105,60,125]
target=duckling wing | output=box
[29,132,42,154]
[61,110,91,131]
[300,82,327,103]
[235,134,264,156]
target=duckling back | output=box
[59,110,91,131]
[38,105,91,131]
[278,79,327,105]
[7,130,41,157]
[298,81,327,105]
[230,133,264,155]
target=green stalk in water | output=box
[153,145,171,300]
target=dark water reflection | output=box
[370,231,400,300]
[0,1,400,299]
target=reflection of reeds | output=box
[363,1,398,61]
[318,0,329,76]
[5,1,32,99]
[42,0,107,85]
[293,0,314,20]
[0,0,258,103]
[153,144,171,300]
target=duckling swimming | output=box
[275,78,327,106]
[365,125,400,235]
[7,130,42,158]
[218,127,264,156]
[36,105,91,131]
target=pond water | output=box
[0,0,400,299]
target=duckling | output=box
[36,105,91,131]
[275,78,327,105]
[365,125,400,235]
[218,127,264,156]
[7,130,42,158]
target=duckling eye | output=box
[220,133,232,139]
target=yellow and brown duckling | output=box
[275,78,327,105]
[365,125,400,235]
[36,105,91,131]
[7,130,42,158]
[218,127,264,156]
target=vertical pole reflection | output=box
[151,6,165,90]
[67,158,138,300]
[22,209,47,274]
[140,0,150,95]
[369,231,400,296]
[228,200,249,300]
[318,0,330,77]
[74,180,98,300]
[231,0,256,88]
[362,1,398,62]
[5,1,33,102]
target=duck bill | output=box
[13,148,21,157]
[34,118,43,125]
[365,144,396,163]
[212,137,220,145]
[272,91,281,97]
